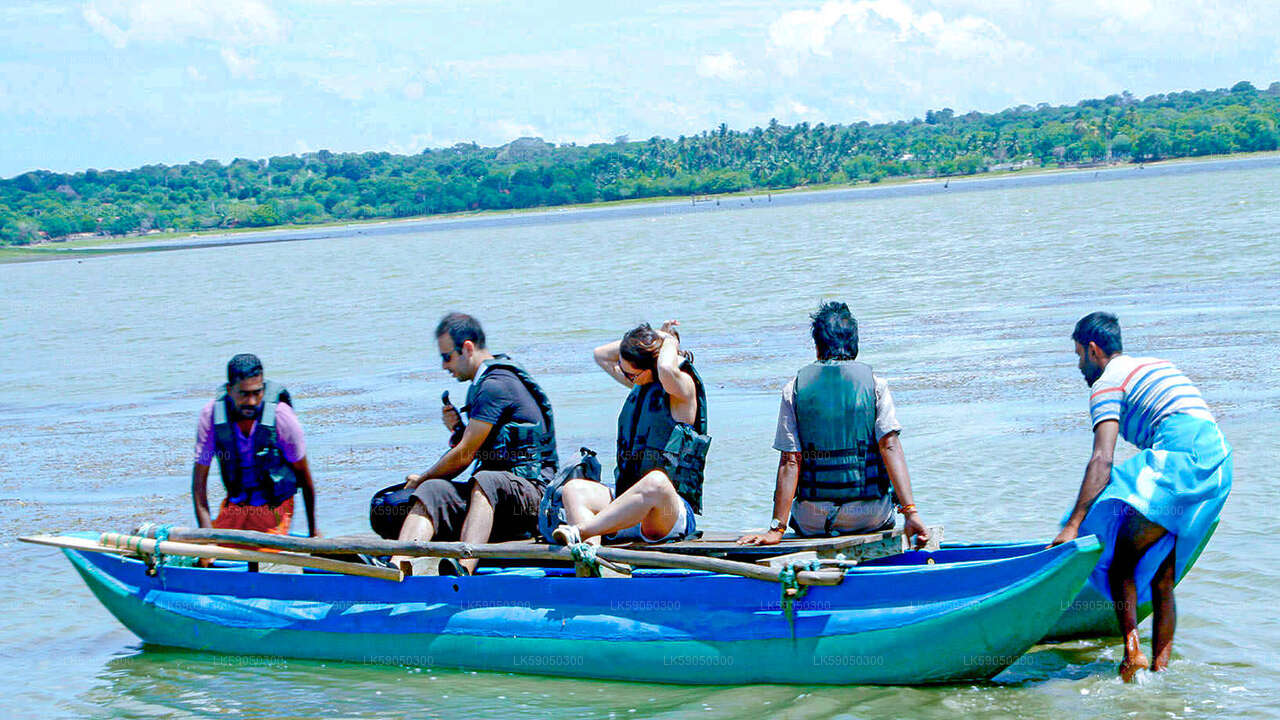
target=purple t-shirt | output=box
[194,399,307,468]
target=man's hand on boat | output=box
[736,527,785,545]
[1048,524,1079,548]
[902,511,930,549]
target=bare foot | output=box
[1151,644,1172,672]
[1120,653,1150,682]
[1120,629,1150,682]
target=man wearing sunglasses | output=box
[391,312,558,575]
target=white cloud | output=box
[492,119,543,142]
[81,0,285,49]
[386,133,441,156]
[314,73,368,102]
[696,51,745,81]
[81,4,126,48]
[767,0,1031,75]
[309,66,439,103]
[220,48,258,79]
[185,65,204,82]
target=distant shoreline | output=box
[4,150,1279,264]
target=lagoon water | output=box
[2,158,1278,719]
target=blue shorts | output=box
[539,482,697,544]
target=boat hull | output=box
[64,536,1100,685]
[62,532,1100,681]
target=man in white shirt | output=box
[739,302,929,548]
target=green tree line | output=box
[3,81,1278,245]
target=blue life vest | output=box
[794,360,889,503]
[212,380,297,506]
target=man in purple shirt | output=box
[192,353,318,536]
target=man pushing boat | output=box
[392,312,558,575]
[738,301,929,547]
[1051,312,1232,682]
[549,320,710,546]
[192,353,319,538]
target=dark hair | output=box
[1072,312,1123,356]
[227,353,263,384]
[435,312,486,350]
[620,323,663,372]
[811,301,858,360]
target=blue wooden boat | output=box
[54,533,1102,685]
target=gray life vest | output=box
[794,360,890,503]
[463,355,559,483]
[615,357,711,514]
[212,380,297,506]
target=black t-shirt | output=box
[468,368,543,433]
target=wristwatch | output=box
[769,518,786,533]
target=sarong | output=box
[213,498,294,535]
[1078,413,1232,604]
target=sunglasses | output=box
[617,361,645,381]
[440,347,459,363]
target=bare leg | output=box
[457,483,495,574]
[1109,507,1168,682]
[576,471,683,542]
[391,500,436,575]
[1150,546,1177,671]
[559,480,614,546]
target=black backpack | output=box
[537,448,602,542]
[369,482,416,540]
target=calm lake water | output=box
[2,158,1278,719]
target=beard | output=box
[1080,360,1103,386]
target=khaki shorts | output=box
[410,470,544,541]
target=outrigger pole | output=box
[20,532,404,581]
[21,527,847,586]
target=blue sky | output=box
[2,0,1278,178]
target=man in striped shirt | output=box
[1053,312,1232,682]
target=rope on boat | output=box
[779,559,824,629]
[152,525,171,573]
[569,542,600,576]
[122,523,196,577]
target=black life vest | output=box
[614,357,711,514]
[464,355,559,482]
[794,360,890,503]
[212,380,297,506]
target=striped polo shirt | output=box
[1088,355,1214,449]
